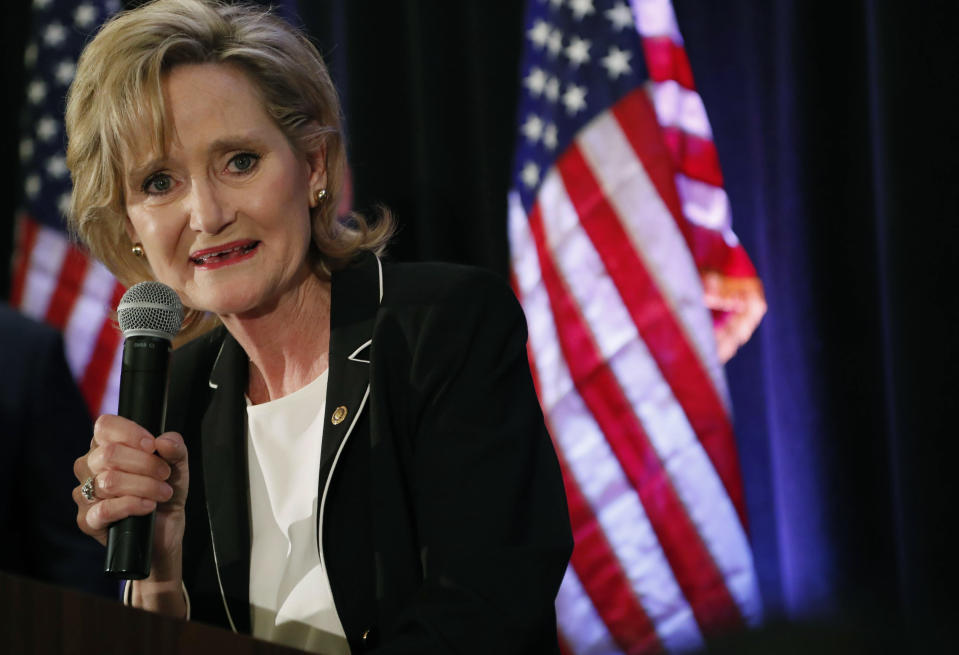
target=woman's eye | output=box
[142,173,173,195]
[228,153,260,173]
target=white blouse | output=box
[246,369,349,654]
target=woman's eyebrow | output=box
[206,133,267,154]
[125,156,167,185]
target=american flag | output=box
[507,0,762,652]
[11,0,124,418]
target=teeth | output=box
[192,242,256,265]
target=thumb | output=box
[155,431,187,465]
[155,431,189,505]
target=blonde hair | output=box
[65,0,392,339]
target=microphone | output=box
[104,281,183,580]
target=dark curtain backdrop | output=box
[2,0,955,638]
[297,0,957,631]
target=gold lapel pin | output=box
[331,406,348,425]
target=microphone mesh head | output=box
[117,282,184,340]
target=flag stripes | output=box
[660,127,724,187]
[508,2,763,645]
[20,223,69,322]
[641,37,694,88]
[573,104,748,530]
[554,142,757,611]
[10,215,39,308]
[512,201,705,653]
[529,181,746,631]
[79,281,125,416]
[631,0,757,279]
[45,246,89,329]
[12,216,124,417]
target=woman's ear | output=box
[124,217,139,246]
[307,142,328,192]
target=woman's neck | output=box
[219,271,332,405]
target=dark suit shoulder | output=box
[171,324,227,380]
[166,325,227,434]
[0,304,61,359]
[380,261,517,312]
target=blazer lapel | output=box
[201,331,252,634]
[197,253,381,634]
[318,253,382,503]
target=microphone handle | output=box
[104,335,172,580]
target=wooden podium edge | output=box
[0,570,307,655]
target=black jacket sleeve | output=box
[371,269,572,654]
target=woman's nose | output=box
[188,180,233,234]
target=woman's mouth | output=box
[190,240,260,269]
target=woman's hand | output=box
[73,414,190,616]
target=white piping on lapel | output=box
[208,339,227,390]
[376,254,384,303]
[202,337,235,630]
[317,384,371,576]
[347,340,372,364]
[209,519,239,632]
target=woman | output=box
[67,1,572,653]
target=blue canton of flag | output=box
[19,0,120,229]
[512,0,647,211]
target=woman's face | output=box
[123,63,325,319]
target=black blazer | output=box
[166,254,573,654]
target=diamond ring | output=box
[81,476,97,503]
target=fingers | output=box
[91,469,174,503]
[87,442,172,480]
[82,496,157,534]
[75,414,160,482]
[94,413,155,447]
[72,484,156,546]
[71,414,189,548]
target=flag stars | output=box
[46,155,68,179]
[55,60,77,85]
[521,162,541,189]
[27,80,47,105]
[543,123,559,150]
[546,29,564,58]
[19,138,35,163]
[544,76,561,102]
[521,114,545,144]
[569,0,596,21]
[605,2,634,31]
[525,67,547,97]
[58,193,72,217]
[25,174,41,199]
[602,46,633,79]
[43,22,67,48]
[527,19,551,49]
[562,83,588,115]
[74,4,98,28]
[36,116,58,142]
[33,0,53,10]
[24,42,38,68]
[565,36,591,68]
